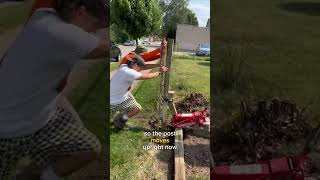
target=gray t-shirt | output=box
[0,8,99,138]
[110,65,142,105]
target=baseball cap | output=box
[129,54,146,67]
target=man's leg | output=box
[29,106,101,179]
[0,136,30,180]
[113,92,142,129]
[44,151,99,177]
[127,107,140,117]
[126,92,142,118]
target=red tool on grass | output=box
[171,108,207,128]
[211,119,320,180]
[211,154,307,180]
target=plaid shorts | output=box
[0,106,101,179]
[110,92,142,116]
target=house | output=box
[175,23,210,52]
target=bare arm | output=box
[144,63,160,70]
[137,66,168,80]
[83,28,110,59]
[83,41,109,59]
[137,72,161,80]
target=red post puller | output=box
[172,109,207,128]
[211,153,307,180]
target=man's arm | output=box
[137,66,168,80]
[144,63,160,70]
[83,40,109,59]
[83,28,109,59]
[137,72,162,80]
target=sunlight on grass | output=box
[171,58,210,101]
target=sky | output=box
[188,0,210,27]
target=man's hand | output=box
[159,66,168,73]
[137,66,168,80]
[161,39,167,51]
[83,28,109,59]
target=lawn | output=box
[0,0,34,33]
[69,61,107,143]
[68,61,108,178]
[171,55,210,101]
[212,0,320,126]
[110,55,210,179]
[110,61,120,73]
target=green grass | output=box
[171,57,210,101]
[110,61,120,73]
[134,77,160,113]
[68,62,108,178]
[213,0,320,125]
[0,0,34,33]
[69,62,107,142]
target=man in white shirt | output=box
[110,54,168,130]
[0,0,109,179]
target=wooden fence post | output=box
[161,39,174,129]
[157,40,167,129]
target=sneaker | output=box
[114,115,129,130]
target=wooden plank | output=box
[175,127,186,180]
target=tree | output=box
[186,9,198,26]
[110,23,129,43]
[111,0,163,45]
[160,0,199,39]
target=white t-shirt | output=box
[0,8,99,138]
[110,65,142,105]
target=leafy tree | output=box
[110,23,129,43]
[111,0,163,45]
[186,9,198,26]
[160,0,199,39]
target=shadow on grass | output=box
[198,61,210,67]
[278,2,320,16]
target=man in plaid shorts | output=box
[110,54,168,130]
[0,0,109,179]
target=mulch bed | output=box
[175,93,209,113]
[184,134,210,178]
[213,98,312,165]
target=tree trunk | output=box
[135,39,138,46]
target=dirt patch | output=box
[213,98,312,165]
[184,134,210,179]
[176,93,209,113]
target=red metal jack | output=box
[172,109,207,128]
[211,153,308,180]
